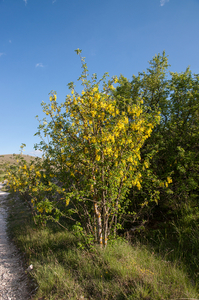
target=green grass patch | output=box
[136,204,199,288]
[4,194,199,300]
[0,174,5,182]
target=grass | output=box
[0,173,6,182]
[3,192,199,300]
[138,206,199,288]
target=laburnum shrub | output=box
[32,49,162,247]
[4,152,65,224]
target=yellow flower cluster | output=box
[167,177,172,184]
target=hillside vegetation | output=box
[0,154,36,181]
[3,50,199,299]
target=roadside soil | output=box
[0,182,31,300]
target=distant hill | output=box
[0,154,37,180]
[0,154,35,164]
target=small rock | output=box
[26,264,33,273]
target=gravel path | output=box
[0,182,31,300]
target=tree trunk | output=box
[94,202,103,247]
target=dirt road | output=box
[0,182,30,300]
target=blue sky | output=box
[0,0,199,155]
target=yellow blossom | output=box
[167,177,172,184]
[93,87,98,93]
[96,155,100,161]
[113,77,118,84]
